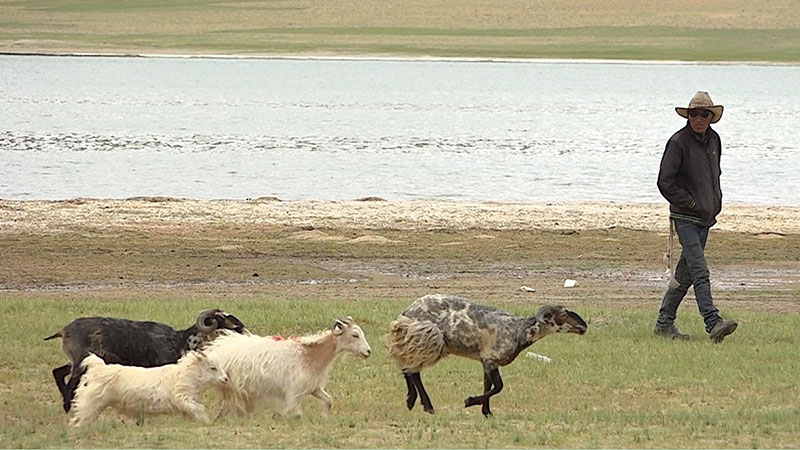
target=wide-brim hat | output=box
[675,91,724,124]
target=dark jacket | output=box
[657,123,723,227]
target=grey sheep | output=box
[388,294,587,416]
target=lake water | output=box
[2,55,799,205]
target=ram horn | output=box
[196,309,221,333]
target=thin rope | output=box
[667,218,679,289]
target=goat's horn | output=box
[197,309,220,333]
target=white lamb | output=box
[69,351,228,426]
[204,317,371,417]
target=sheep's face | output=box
[186,352,229,387]
[535,305,587,336]
[333,318,372,358]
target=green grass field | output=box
[2,294,798,448]
[2,0,800,61]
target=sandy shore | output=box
[1,198,797,234]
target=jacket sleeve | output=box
[657,138,696,210]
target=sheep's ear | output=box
[223,313,245,332]
[536,306,553,322]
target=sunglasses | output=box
[688,109,713,119]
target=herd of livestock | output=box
[45,294,587,425]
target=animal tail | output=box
[387,315,446,372]
[43,332,62,341]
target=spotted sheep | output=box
[204,317,372,417]
[388,294,587,416]
[69,351,229,426]
[45,309,246,413]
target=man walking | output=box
[654,91,738,343]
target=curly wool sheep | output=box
[388,294,587,416]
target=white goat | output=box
[204,317,371,417]
[45,309,245,413]
[69,351,228,426]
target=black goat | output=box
[45,309,245,413]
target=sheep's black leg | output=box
[403,373,418,410]
[465,362,503,417]
[52,364,71,412]
[481,368,503,417]
[409,372,434,414]
[465,371,492,407]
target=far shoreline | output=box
[2,51,798,68]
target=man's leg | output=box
[673,220,737,342]
[656,252,693,329]
[673,220,722,331]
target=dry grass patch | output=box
[1,0,799,60]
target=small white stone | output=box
[526,352,553,363]
[563,279,578,288]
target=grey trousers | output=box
[656,219,721,333]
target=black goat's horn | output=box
[196,309,221,333]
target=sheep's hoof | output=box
[406,395,417,410]
[423,406,434,414]
[482,410,493,418]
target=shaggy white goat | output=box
[69,351,228,426]
[204,317,371,417]
[45,309,245,413]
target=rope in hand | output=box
[666,218,679,289]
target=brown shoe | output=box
[709,319,738,343]
[654,324,691,340]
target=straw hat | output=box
[675,91,724,123]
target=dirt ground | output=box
[2,198,798,314]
